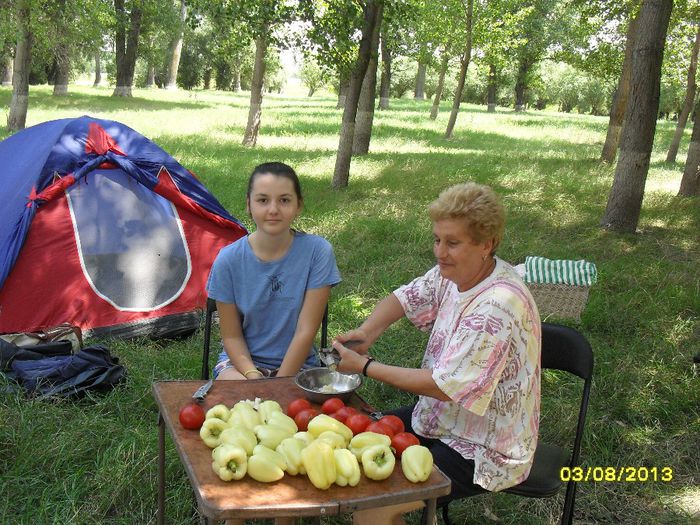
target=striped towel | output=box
[524,256,597,286]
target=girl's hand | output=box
[332,341,369,375]
[333,329,371,354]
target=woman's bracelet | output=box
[243,368,263,378]
[362,357,375,377]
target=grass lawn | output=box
[0,84,698,525]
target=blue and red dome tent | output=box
[0,116,247,338]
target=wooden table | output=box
[153,379,451,524]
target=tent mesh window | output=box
[66,170,191,311]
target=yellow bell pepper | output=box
[348,432,392,462]
[293,431,315,447]
[231,400,254,412]
[257,399,283,423]
[301,440,336,490]
[315,430,347,450]
[252,444,287,470]
[199,417,229,448]
[401,445,433,483]
[205,403,231,422]
[361,444,395,481]
[276,437,306,475]
[248,445,286,483]
[267,411,298,435]
[334,448,361,487]
[254,424,294,450]
[229,402,261,431]
[211,444,247,481]
[218,427,257,456]
[307,414,352,444]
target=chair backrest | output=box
[541,323,593,380]
[201,298,329,380]
[540,322,593,481]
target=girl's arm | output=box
[217,301,260,378]
[277,286,331,377]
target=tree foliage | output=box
[300,54,329,95]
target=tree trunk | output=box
[2,53,14,86]
[378,32,391,110]
[353,4,383,155]
[430,51,449,119]
[600,0,673,233]
[666,24,700,163]
[601,13,639,163]
[332,0,382,188]
[145,61,155,88]
[93,49,102,87]
[242,35,268,147]
[7,0,32,132]
[336,74,350,109]
[487,63,497,112]
[51,0,69,96]
[203,68,211,89]
[679,96,700,196]
[414,61,426,100]
[233,57,241,92]
[165,0,187,90]
[112,0,143,97]
[514,59,529,111]
[444,0,473,140]
[52,49,70,95]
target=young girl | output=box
[206,162,341,380]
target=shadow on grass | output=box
[36,91,212,112]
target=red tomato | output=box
[321,397,345,415]
[179,402,205,430]
[379,415,405,435]
[287,398,312,418]
[332,406,358,423]
[329,412,346,422]
[366,420,395,437]
[391,432,420,457]
[346,413,372,435]
[294,408,320,431]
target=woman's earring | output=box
[482,254,487,261]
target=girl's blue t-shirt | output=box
[206,232,341,369]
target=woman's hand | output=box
[332,341,370,375]
[333,329,371,354]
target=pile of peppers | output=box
[198,398,434,488]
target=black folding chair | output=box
[201,298,329,380]
[433,322,593,525]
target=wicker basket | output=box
[525,282,590,322]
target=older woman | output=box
[333,182,541,524]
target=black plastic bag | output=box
[1,340,126,398]
[1,339,73,370]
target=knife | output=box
[192,379,214,402]
[316,340,363,369]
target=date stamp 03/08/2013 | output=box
[560,466,673,483]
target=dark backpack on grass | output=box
[0,339,126,398]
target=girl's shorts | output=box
[212,349,319,379]
[213,357,278,379]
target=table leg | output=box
[422,498,437,525]
[158,413,165,525]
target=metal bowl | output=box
[294,367,362,403]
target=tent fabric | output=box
[0,116,247,337]
[0,116,245,289]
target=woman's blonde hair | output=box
[428,182,505,254]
